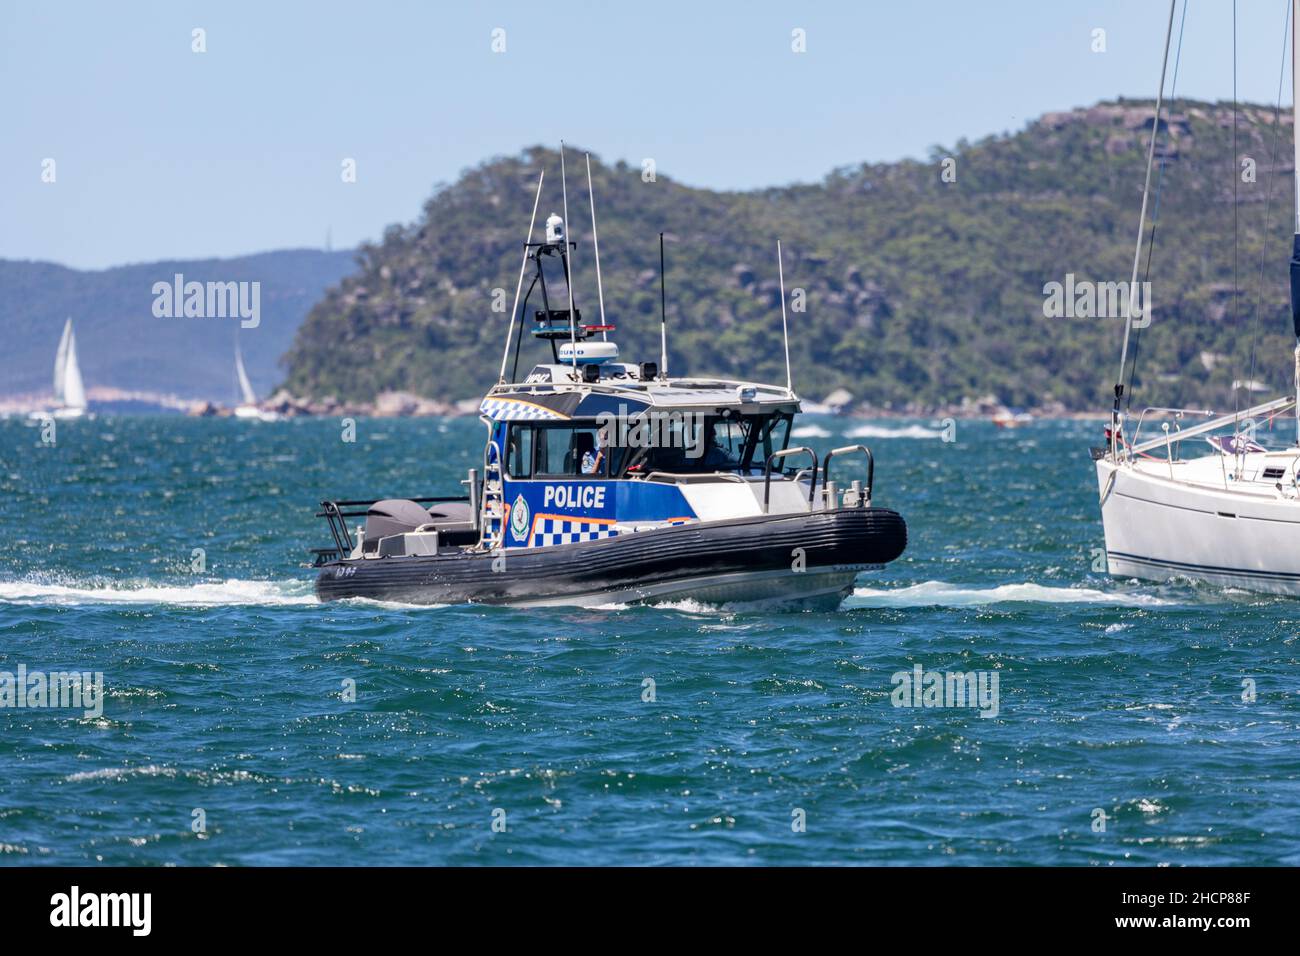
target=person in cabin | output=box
[578,429,604,475]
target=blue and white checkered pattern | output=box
[480,397,568,421]
[532,517,618,548]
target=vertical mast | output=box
[585,154,608,341]
[776,240,793,393]
[1112,0,1177,458]
[499,171,545,384]
[561,143,578,371]
[1294,0,1299,235]
[659,232,668,380]
[1291,0,1300,435]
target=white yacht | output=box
[30,318,88,420]
[233,340,278,421]
[1096,0,1300,594]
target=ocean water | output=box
[1,414,1298,866]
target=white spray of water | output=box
[848,580,1173,608]
[0,578,317,607]
[844,424,944,439]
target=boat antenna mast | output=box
[777,239,793,394]
[658,232,669,381]
[561,142,578,372]
[499,170,545,384]
[1111,0,1176,459]
[586,153,608,340]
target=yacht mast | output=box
[1291,0,1300,436]
[1112,0,1177,458]
[1294,0,1299,236]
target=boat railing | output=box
[823,444,874,505]
[1128,397,1295,460]
[486,378,797,403]
[1129,406,1216,458]
[763,447,819,513]
[315,496,471,564]
[488,379,646,399]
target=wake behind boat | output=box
[310,152,907,608]
[1096,0,1300,595]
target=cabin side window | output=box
[507,423,606,478]
[506,424,535,478]
[754,413,793,469]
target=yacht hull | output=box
[1096,457,1300,594]
[316,506,907,608]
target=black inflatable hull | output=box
[315,507,907,609]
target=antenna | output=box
[659,232,668,380]
[777,239,793,393]
[585,153,607,340]
[499,170,545,383]
[560,142,578,370]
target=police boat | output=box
[312,158,907,608]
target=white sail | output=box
[235,342,257,406]
[62,322,87,410]
[52,318,72,403]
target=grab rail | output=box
[1130,406,1214,454]
[822,444,874,505]
[318,500,354,557]
[763,447,819,513]
[1127,397,1293,458]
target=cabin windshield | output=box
[505,412,792,479]
[622,412,792,476]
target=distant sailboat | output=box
[39,318,88,419]
[233,339,278,421]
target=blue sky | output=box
[2,0,1294,269]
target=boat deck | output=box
[1123,446,1300,502]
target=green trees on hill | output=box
[281,100,1298,412]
